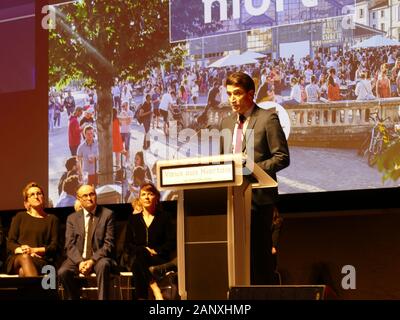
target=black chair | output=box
[149,257,179,300]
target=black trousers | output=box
[58,257,113,300]
[132,247,167,299]
[250,203,274,285]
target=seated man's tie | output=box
[85,213,94,259]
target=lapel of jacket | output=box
[227,113,236,134]
[243,105,259,152]
[77,210,85,254]
[90,206,100,242]
[78,209,85,235]
[222,113,236,153]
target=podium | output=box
[156,154,277,300]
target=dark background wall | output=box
[1,197,400,299]
[278,207,400,299]
[0,0,48,211]
[274,188,400,299]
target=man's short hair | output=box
[83,125,94,135]
[63,175,81,195]
[65,156,77,171]
[226,72,255,93]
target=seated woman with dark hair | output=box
[124,183,176,300]
[6,182,59,276]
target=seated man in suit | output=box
[58,184,115,300]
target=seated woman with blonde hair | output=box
[131,197,142,214]
[124,183,176,300]
[6,182,59,276]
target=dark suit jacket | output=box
[220,105,290,205]
[64,206,115,265]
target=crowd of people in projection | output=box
[49,45,400,207]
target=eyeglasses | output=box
[79,192,96,200]
[28,192,43,198]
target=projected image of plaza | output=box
[48,0,399,208]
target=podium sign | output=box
[160,162,235,188]
[157,154,243,191]
[156,154,277,299]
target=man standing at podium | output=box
[220,72,290,284]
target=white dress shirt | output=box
[232,105,255,153]
[82,207,96,259]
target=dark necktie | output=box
[234,114,246,153]
[85,213,94,259]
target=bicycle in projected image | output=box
[358,112,400,167]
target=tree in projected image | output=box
[377,138,400,182]
[49,0,184,185]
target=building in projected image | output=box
[179,0,357,65]
[187,18,383,67]
[355,0,400,40]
